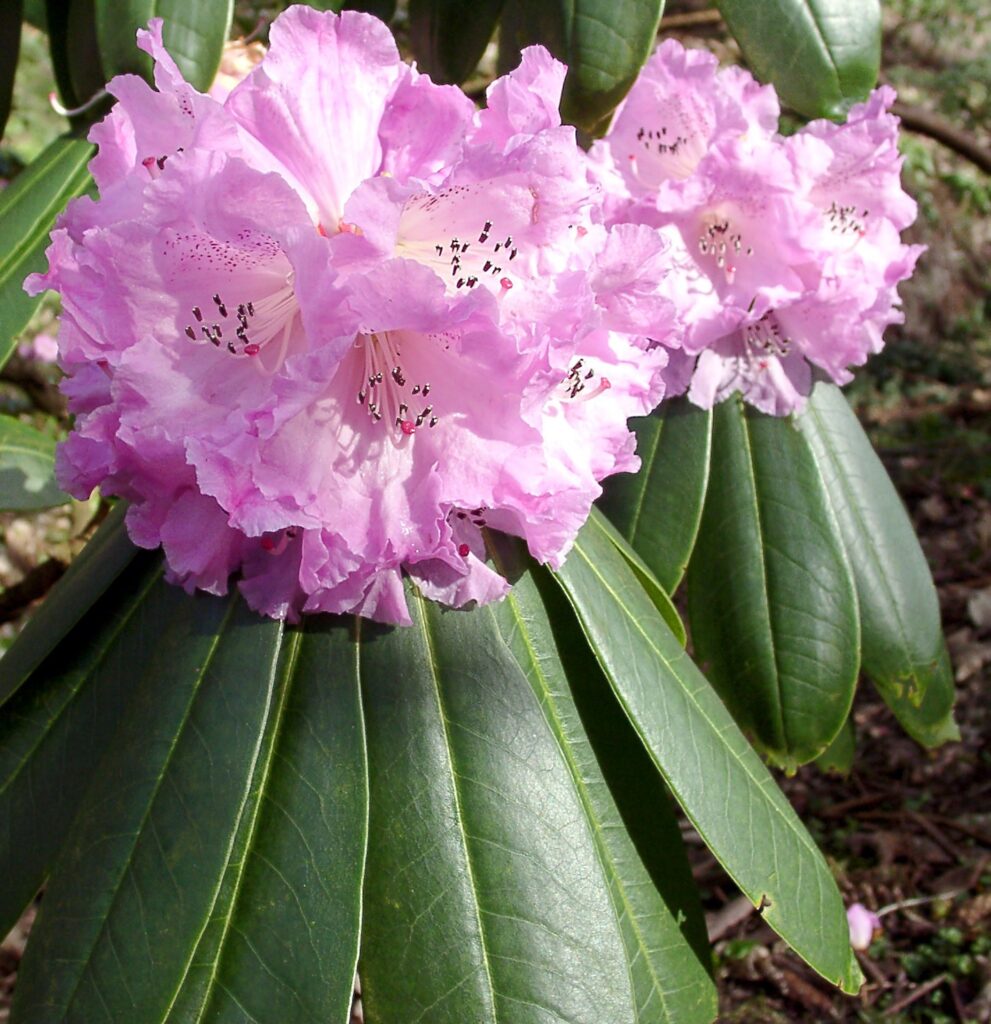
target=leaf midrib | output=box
[484,577,669,1024]
[56,594,241,1020]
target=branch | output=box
[892,100,991,176]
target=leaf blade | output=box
[359,586,636,1023]
[598,399,712,594]
[713,0,881,119]
[0,415,69,511]
[487,535,716,1023]
[686,399,860,768]
[555,519,862,993]
[11,598,367,1024]
[0,133,94,370]
[796,382,957,746]
[499,0,666,133]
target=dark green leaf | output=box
[0,0,23,142]
[714,0,881,120]
[588,507,686,645]
[0,132,94,371]
[555,518,863,993]
[0,415,68,512]
[93,0,233,93]
[0,503,137,707]
[408,0,505,85]
[359,585,636,1022]
[687,398,860,769]
[599,398,712,593]
[46,0,108,120]
[797,382,958,746]
[344,0,396,20]
[0,552,163,936]
[487,535,716,1023]
[499,0,665,134]
[12,598,366,1024]
[814,715,854,776]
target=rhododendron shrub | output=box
[29,9,676,623]
[0,4,957,1022]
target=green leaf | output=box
[11,597,367,1024]
[0,415,68,512]
[46,0,108,121]
[0,552,164,937]
[408,0,506,85]
[0,0,22,142]
[94,0,234,93]
[814,715,854,776]
[797,382,958,746]
[598,398,712,593]
[554,518,863,994]
[0,132,94,371]
[487,535,716,1023]
[359,584,637,1022]
[589,507,686,646]
[499,0,666,134]
[0,503,137,707]
[687,398,860,769]
[713,0,881,120]
[344,0,397,19]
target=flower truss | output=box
[29,14,921,622]
[592,39,924,416]
[30,9,676,623]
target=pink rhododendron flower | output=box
[29,9,675,624]
[595,40,922,416]
[846,902,881,951]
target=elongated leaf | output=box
[408,0,505,85]
[555,519,862,993]
[499,0,665,133]
[687,398,860,768]
[0,415,68,512]
[345,0,397,19]
[94,0,233,93]
[46,0,108,121]
[797,382,957,746]
[599,399,712,593]
[0,503,137,706]
[12,599,366,1024]
[0,133,94,370]
[0,552,163,937]
[487,535,716,1023]
[359,585,636,1023]
[589,507,685,646]
[0,0,22,141]
[714,0,880,120]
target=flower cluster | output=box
[592,40,923,415]
[31,9,674,623]
[30,13,920,622]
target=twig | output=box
[707,894,755,942]
[883,973,948,1017]
[908,810,967,864]
[877,889,964,918]
[659,10,723,30]
[0,558,66,624]
[820,791,890,818]
[892,100,991,177]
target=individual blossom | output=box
[29,9,676,624]
[595,39,922,416]
[846,903,881,952]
